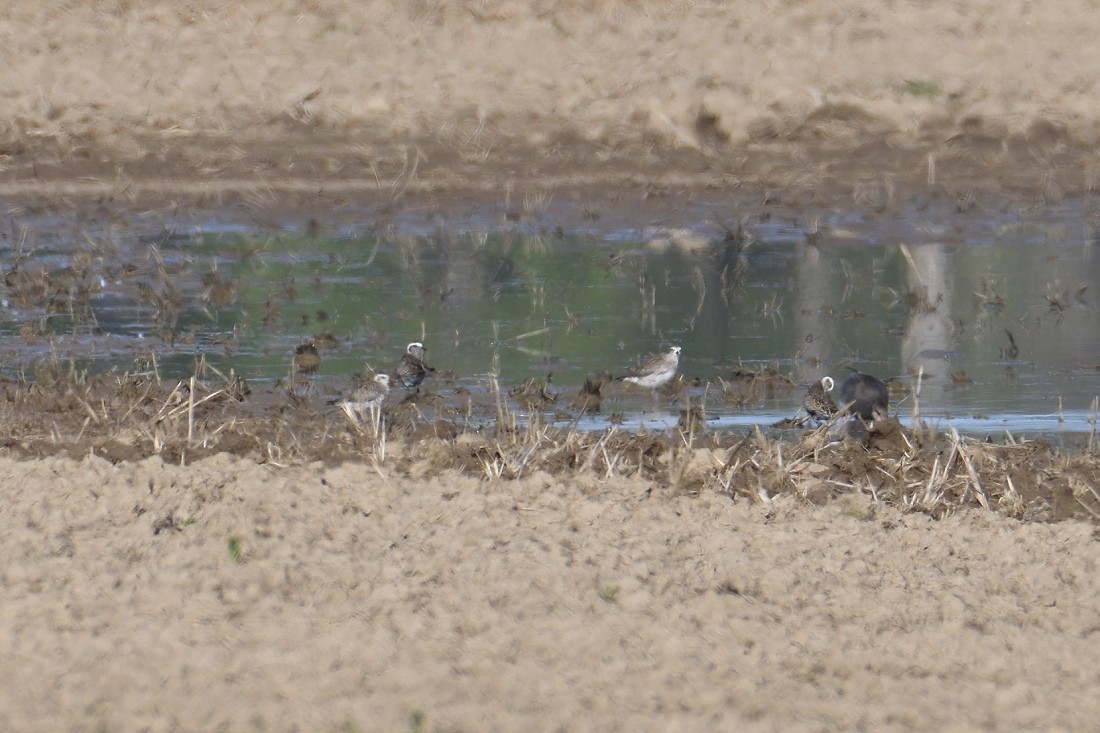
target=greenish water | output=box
[4,201,1100,436]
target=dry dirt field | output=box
[4,2,1100,732]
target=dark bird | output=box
[621,346,681,389]
[838,371,889,421]
[394,341,434,389]
[574,371,612,413]
[292,341,322,375]
[803,376,838,424]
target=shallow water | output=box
[3,196,1100,438]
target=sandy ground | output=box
[5,2,1100,731]
[4,0,1100,211]
[2,452,1099,733]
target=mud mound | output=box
[1,369,1096,523]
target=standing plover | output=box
[395,341,433,389]
[292,341,322,375]
[621,346,681,389]
[839,371,889,421]
[340,373,390,424]
[802,376,838,424]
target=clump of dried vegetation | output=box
[1,359,1098,524]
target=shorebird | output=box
[838,371,889,421]
[621,346,681,390]
[394,341,433,389]
[802,376,838,425]
[292,341,321,375]
[574,371,612,414]
[340,373,390,424]
[511,374,555,409]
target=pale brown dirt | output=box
[5,2,1100,731]
[4,0,1100,216]
[3,452,1100,733]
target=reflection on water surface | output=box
[3,199,1100,437]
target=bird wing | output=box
[626,352,666,376]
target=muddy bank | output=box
[0,370,1096,522]
[4,0,1100,217]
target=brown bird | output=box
[292,341,322,376]
[340,373,391,423]
[574,371,611,413]
[802,376,838,425]
[621,346,681,389]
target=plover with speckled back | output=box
[395,341,433,389]
[802,376,838,425]
[340,373,390,425]
[621,346,681,390]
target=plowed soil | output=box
[4,3,1100,731]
